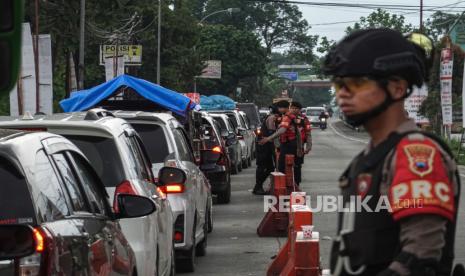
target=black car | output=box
[209,113,243,174]
[0,129,155,275]
[200,113,232,204]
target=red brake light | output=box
[212,146,222,153]
[160,184,185,194]
[174,231,184,243]
[113,180,138,212]
[33,228,45,253]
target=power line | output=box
[248,0,465,11]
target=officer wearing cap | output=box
[260,101,312,186]
[323,29,462,276]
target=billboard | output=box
[198,60,222,79]
[99,45,142,66]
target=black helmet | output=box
[323,28,431,89]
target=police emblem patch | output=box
[357,174,372,198]
[403,144,435,177]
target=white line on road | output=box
[328,121,369,144]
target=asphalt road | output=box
[186,119,465,275]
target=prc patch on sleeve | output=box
[389,137,455,222]
[403,143,435,177]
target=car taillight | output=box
[174,231,184,243]
[33,229,45,252]
[212,146,222,153]
[16,227,51,276]
[113,180,138,213]
[159,184,185,194]
[255,128,261,135]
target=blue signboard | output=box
[278,72,298,81]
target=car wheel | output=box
[176,228,196,273]
[247,155,252,167]
[207,202,213,233]
[195,221,207,257]
[242,158,248,169]
[231,161,238,175]
[238,160,243,172]
[169,244,176,276]
[217,179,231,204]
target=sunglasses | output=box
[332,77,379,94]
[405,32,433,58]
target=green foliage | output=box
[196,25,267,100]
[425,11,461,41]
[345,9,413,34]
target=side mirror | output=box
[158,167,187,185]
[220,129,229,138]
[0,225,36,260]
[199,149,221,171]
[116,194,156,219]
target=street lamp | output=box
[199,8,240,25]
[194,8,240,92]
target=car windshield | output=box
[307,110,324,116]
[0,158,36,225]
[237,105,260,126]
[226,114,238,129]
[65,135,125,187]
[213,117,227,131]
[131,123,170,164]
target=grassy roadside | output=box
[446,139,465,166]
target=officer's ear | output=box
[387,78,409,100]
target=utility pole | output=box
[420,0,424,33]
[78,0,86,89]
[34,0,40,112]
[157,0,161,84]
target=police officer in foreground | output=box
[323,29,462,276]
[253,104,279,195]
[260,101,312,186]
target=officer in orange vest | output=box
[259,101,311,186]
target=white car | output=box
[112,111,213,273]
[305,106,326,127]
[0,109,175,276]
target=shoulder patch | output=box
[404,143,435,177]
[389,137,456,221]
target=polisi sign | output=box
[99,44,142,66]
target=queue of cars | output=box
[0,104,260,275]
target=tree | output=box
[196,25,267,101]
[346,9,413,34]
[424,11,461,41]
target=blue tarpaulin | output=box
[60,75,196,117]
[200,95,236,110]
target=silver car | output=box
[111,111,213,273]
[0,110,175,276]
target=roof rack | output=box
[84,108,115,121]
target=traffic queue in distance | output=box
[0,95,260,275]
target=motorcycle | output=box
[320,117,327,130]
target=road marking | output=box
[328,121,369,144]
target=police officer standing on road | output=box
[323,29,462,276]
[253,104,279,195]
[260,101,312,186]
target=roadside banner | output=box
[38,34,53,114]
[198,60,222,79]
[99,45,142,66]
[104,57,125,82]
[10,23,36,116]
[440,48,453,126]
[404,85,429,124]
[183,93,201,104]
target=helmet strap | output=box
[344,86,395,127]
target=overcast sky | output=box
[298,0,463,41]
